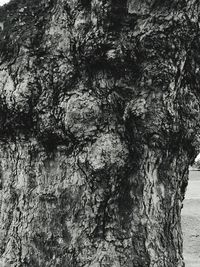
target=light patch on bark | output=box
[88,133,129,171]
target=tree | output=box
[0,0,199,266]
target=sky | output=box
[0,0,10,6]
[195,154,200,162]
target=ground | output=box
[182,171,200,267]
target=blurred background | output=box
[0,0,10,6]
[182,155,200,266]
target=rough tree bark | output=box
[0,0,200,266]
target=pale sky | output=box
[0,0,10,6]
[195,154,200,162]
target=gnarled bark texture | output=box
[0,0,200,266]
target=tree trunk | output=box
[0,0,199,266]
